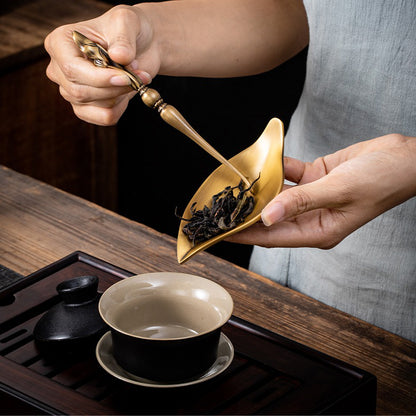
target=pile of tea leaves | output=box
[179,176,259,245]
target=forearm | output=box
[136,0,309,77]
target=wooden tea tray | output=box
[0,252,376,415]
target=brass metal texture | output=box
[177,118,284,263]
[72,31,250,187]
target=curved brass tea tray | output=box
[177,118,285,263]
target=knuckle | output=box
[334,182,355,206]
[72,105,120,126]
[107,5,140,32]
[72,105,89,123]
[44,28,57,53]
[99,108,121,126]
[110,4,137,20]
[291,187,313,215]
[60,61,78,83]
[44,33,52,53]
[45,63,56,82]
[107,6,140,47]
[67,83,88,103]
[372,133,407,151]
[388,133,407,146]
[44,25,69,54]
[58,85,70,102]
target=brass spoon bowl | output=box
[177,118,285,263]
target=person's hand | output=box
[44,0,309,126]
[44,5,158,125]
[228,134,416,248]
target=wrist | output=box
[133,1,184,76]
[401,135,416,196]
[379,133,416,202]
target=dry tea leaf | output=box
[178,176,259,245]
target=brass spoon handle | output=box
[72,31,250,188]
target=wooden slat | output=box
[0,316,38,354]
[52,359,100,388]
[182,362,275,414]
[0,356,121,415]
[75,373,113,400]
[217,376,298,415]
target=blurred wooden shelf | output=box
[0,0,118,211]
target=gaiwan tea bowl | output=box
[98,272,233,382]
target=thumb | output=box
[105,11,140,66]
[107,34,136,66]
[261,178,341,226]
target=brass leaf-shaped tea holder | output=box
[72,31,250,188]
[177,118,284,263]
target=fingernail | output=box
[261,202,285,226]
[130,59,139,70]
[137,70,152,84]
[110,75,130,86]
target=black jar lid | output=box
[34,275,108,356]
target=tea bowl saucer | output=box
[96,331,234,388]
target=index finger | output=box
[45,25,125,88]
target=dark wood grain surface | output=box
[0,165,415,415]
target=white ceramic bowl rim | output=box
[98,272,234,341]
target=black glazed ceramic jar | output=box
[99,272,233,382]
[34,275,108,355]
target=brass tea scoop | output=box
[72,30,250,188]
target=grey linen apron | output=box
[250,0,416,342]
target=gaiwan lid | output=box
[34,275,107,353]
